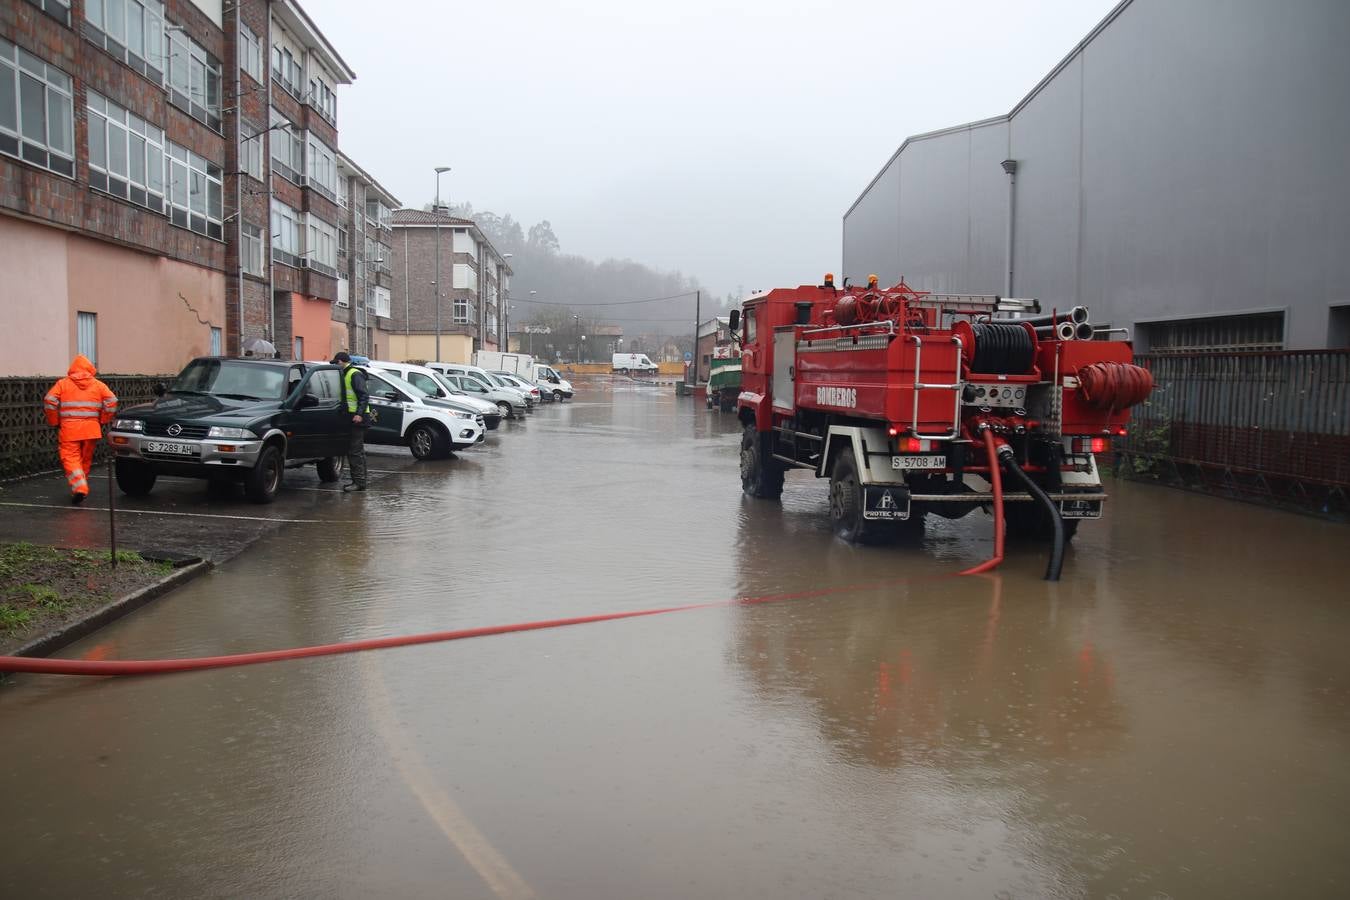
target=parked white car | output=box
[493,371,548,403]
[361,370,484,458]
[429,366,529,419]
[367,360,503,430]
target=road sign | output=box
[684,351,692,362]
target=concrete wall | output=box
[0,217,70,376]
[386,333,474,365]
[842,0,1350,349]
[0,218,224,376]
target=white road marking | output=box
[0,502,323,525]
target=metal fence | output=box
[1117,350,1350,513]
[0,375,169,481]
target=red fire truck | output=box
[732,275,1153,579]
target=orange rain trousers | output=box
[59,439,99,497]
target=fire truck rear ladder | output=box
[907,334,964,441]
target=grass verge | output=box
[0,542,173,653]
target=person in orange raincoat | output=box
[43,355,118,504]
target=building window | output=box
[87,92,165,213]
[242,222,264,276]
[239,22,263,82]
[271,42,303,99]
[365,198,392,230]
[27,0,72,27]
[372,286,391,319]
[293,336,304,360]
[270,199,302,267]
[166,142,223,239]
[165,24,221,131]
[336,274,349,308]
[452,263,478,291]
[306,214,337,275]
[1140,312,1285,354]
[210,327,222,355]
[337,226,348,255]
[269,108,302,183]
[240,120,264,181]
[306,134,337,200]
[452,300,475,325]
[84,0,165,82]
[0,38,75,177]
[307,72,336,122]
[77,312,98,365]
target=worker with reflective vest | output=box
[332,351,371,493]
[43,355,118,504]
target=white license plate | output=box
[145,440,198,456]
[891,454,947,470]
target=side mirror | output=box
[435,388,446,397]
[728,309,740,332]
[153,383,167,397]
[297,393,320,409]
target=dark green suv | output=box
[108,357,351,503]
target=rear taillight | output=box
[895,436,932,453]
[1070,437,1110,453]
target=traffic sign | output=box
[684,351,692,362]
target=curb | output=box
[2,559,213,670]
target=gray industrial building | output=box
[842,0,1350,352]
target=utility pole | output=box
[691,289,701,384]
[433,166,450,362]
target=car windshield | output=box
[430,372,466,396]
[484,373,514,388]
[171,359,286,400]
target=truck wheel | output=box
[1004,502,1079,543]
[317,455,345,483]
[828,447,898,544]
[114,458,157,496]
[740,423,785,499]
[553,390,564,402]
[619,368,629,375]
[244,444,283,504]
[408,422,450,460]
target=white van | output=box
[426,362,529,418]
[534,364,573,401]
[612,353,658,374]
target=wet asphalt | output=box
[2,379,1348,899]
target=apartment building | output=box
[0,0,355,376]
[333,151,398,360]
[388,209,512,364]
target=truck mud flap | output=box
[864,485,912,521]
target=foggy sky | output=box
[307,0,1119,299]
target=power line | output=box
[509,290,701,307]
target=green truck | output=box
[706,355,742,413]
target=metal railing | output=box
[1116,350,1350,511]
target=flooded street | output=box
[3,381,1348,899]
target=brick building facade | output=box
[387,208,512,364]
[334,151,397,360]
[0,0,374,376]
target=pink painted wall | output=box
[65,235,225,375]
[0,216,71,376]
[289,293,334,362]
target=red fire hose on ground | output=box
[3,436,1024,680]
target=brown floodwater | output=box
[2,380,1348,899]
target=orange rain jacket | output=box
[44,355,118,441]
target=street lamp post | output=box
[433,166,451,362]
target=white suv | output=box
[368,360,503,430]
[362,370,484,458]
[427,363,529,419]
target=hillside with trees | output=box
[433,202,737,361]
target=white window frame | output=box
[77,311,98,365]
[306,133,337,200]
[240,119,264,181]
[87,91,165,213]
[270,199,303,266]
[242,222,264,277]
[307,70,336,122]
[0,38,75,177]
[210,326,223,355]
[452,263,478,292]
[336,273,349,308]
[165,25,221,131]
[85,0,165,81]
[269,108,301,183]
[166,142,223,239]
[239,22,263,82]
[372,285,391,319]
[306,214,338,274]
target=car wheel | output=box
[114,458,157,496]
[553,390,563,402]
[408,422,450,460]
[317,455,345,483]
[497,401,513,419]
[244,444,284,504]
